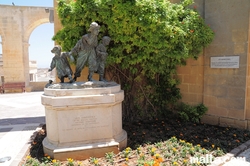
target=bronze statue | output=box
[48,45,74,83]
[70,22,100,81]
[95,36,111,81]
[45,80,53,88]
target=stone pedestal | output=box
[41,81,127,161]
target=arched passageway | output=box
[0,5,53,90]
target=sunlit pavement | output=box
[0,92,45,166]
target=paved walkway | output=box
[0,92,45,166]
[0,91,250,166]
[210,141,250,166]
[210,148,250,165]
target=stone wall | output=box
[29,81,47,91]
[175,0,250,129]
[202,0,250,128]
[246,15,250,122]
[177,57,205,104]
[0,5,52,88]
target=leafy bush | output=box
[53,0,214,120]
[176,103,208,123]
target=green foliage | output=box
[176,103,208,123]
[105,151,115,164]
[25,157,41,166]
[53,0,214,120]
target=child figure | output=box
[48,45,74,83]
[95,36,111,81]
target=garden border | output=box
[209,140,250,166]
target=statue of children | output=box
[70,22,100,81]
[48,45,74,83]
[95,36,111,81]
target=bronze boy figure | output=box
[70,22,100,81]
[95,36,111,81]
[48,45,74,83]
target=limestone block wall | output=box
[202,0,250,129]
[29,81,48,91]
[0,5,52,89]
[177,57,204,105]
[176,0,250,129]
[0,6,25,82]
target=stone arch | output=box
[0,5,53,91]
[23,18,51,86]
[24,18,50,44]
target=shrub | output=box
[53,0,214,120]
[176,102,208,123]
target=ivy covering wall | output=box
[53,0,214,120]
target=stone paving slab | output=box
[0,92,45,165]
[0,92,45,119]
[209,140,250,166]
[238,148,250,162]
[0,124,42,166]
[223,159,250,166]
[0,117,45,126]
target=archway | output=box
[0,5,53,91]
[29,23,54,82]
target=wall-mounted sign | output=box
[210,56,239,68]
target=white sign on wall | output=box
[210,56,239,68]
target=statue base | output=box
[41,81,127,161]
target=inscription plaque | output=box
[210,56,239,68]
[58,107,112,143]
